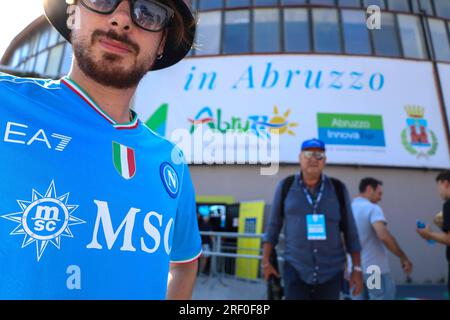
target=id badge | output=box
[306,214,327,240]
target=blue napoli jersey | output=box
[0,73,202,300]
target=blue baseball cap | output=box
[301,138,326,151]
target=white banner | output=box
[438,63,450,143]
[135,55,450,168]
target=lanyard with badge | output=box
[300,175,327,241]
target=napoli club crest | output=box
[160,163,179,199]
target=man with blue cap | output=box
[262,138,363,300]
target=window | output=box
[412,0,434,15]
[29,33,40,56]
[398,14,426,59]
[60,43,73,75]
[34,51,49,75]
[338,0,361,7]
[387,0,409,12]
[428,18,450,62]
[342,10,371,54]
[371,13,400,56]
[434,0,450,19]
[199,0,223,10]
[48,28,60,47]
[226,0,251,7]
[10,50,20,67]
[310,0,335,5]
[45,44,64,76]
[312,9,341,53]
[254,0,278,5]
[38,28,50,52]
[254,9,280,52]
[282,0,307,4]
[195,11,222,55]
[25,57,36,72]
[363,0,386,9]
[20,42,30,62]
[284,8,310,52]
[223,10,250,54]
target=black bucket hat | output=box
[43,0,196,71]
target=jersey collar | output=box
[61,77,139,130]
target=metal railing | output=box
[199,231,285,281]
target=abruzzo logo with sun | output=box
[1,181,86,261]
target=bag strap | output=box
[329,177,349,241]
[280,175,295,218]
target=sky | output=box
[0,0,44,61]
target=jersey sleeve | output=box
[169,162,202,264]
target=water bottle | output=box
[416,220,436,245]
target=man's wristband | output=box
[352,266,363,273]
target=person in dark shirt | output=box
[416,171,450,297]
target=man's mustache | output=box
[91,29,140,54]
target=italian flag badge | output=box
[112,142,136,180]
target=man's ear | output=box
[445,180,450,189]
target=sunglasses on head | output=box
[80,0,174,32]
[303,150,325,160]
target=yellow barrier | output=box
[236,201,265,279]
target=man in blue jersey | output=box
[0,0,202,299]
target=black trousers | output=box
[283,262,342,300]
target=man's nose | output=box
[108,1,133,32]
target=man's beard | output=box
[73,30,154,89]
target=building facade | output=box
[2,0,450,285]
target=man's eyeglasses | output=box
[303,151,325,161]
[80,0,174,32]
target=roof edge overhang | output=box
[1,15,48,65]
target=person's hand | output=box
[349,270,363,296]
[262,262,280,281]
[400,258,413,275]
[416,224,432,240]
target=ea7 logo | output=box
[3,121,72,152]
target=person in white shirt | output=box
[351,178,413,300]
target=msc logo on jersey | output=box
[160,163,179,198]
[1,181,86,261]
